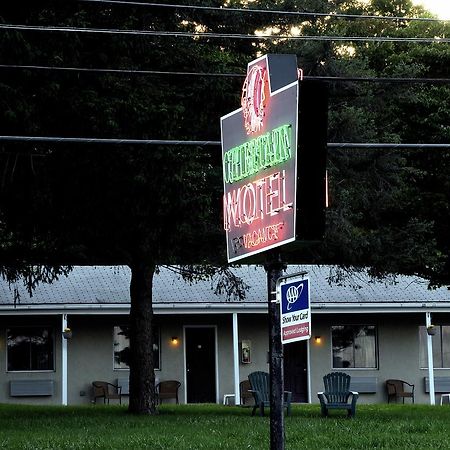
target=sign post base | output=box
[264,254,286,450]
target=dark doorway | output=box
[185,327,216,403]
[284,340,308,402]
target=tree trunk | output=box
[128,262,157,414]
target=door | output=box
[185,327,216,403]
[284,340,308,402]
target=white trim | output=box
[426,312,435,405]
[183,326,187,404]
[306,338,311,403]
[227,236,297,263]
[313,303,450,314]
[232,313,240,405]
[6,370,55,373]
[215,326,219,404]
[271,79,298,96]
[61,314,68,406]
[0,303,267,315]
[220,106,243,122]
[112,326,117,370]
[247,54,267,68]
[2,302,450,316]
[183,325,219,404]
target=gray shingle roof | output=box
[0,265,448,306]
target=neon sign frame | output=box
[221,54,299,263]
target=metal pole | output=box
[265,254,286,450]
[426,312,435,405]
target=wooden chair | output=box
[156,380,181,404]
[318,372,359,418]
[248,371,292,417]
[92,381,122,405]
[239,380,253,406]
[386,379,415,404]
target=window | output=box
[7,327,54,371]
[332,325,377,369]
[113,325,160,370]
[419,325,450,368]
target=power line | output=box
[0,135,449,150]
[2,64,450,84]
[310,76,450,84]
[0,64,244,78]
[79,0,449,24]
[1,23,450,44]
[0,136,220,146]
[327,143,450,149]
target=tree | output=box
[0,0,253,414]
[1,0,450,415]
[320,1,450,285]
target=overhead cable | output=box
[2,64,450,84]
[0,64,244,78]
[310,76,450,84]
[1,23,450,44]
[79,0,449,24]
[0,135,449,150]
[0,136,220,146]
[327,143,450,149]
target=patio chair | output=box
[156,380,181,404]
[92,381,122,405]
[240,380,253,406]
[248,371,292,417]
[318,372,359,418]
[386,379,415,404]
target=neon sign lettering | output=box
[223,170,293,231]
[241,64,269,135]
[223,124,292,184]
[230,222,284,252]
[243,222,284,248]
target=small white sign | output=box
[278,275,310,344]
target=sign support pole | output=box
[265,253,286,450]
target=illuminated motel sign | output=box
[221,54,300,262]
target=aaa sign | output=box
[278,275,311,345]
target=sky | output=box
[413,0,450,19]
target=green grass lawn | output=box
[0,403,449,449]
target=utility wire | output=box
[327,143,450,149]
[0,135,448,149]
[79,0,450,24]
[310,76,450,84]
[0,64,244,78]
[1,23,450,44]
[2,63,450,84]
[0,136,221,146]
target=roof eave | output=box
[1,301,450,315]
[313,302,450,314]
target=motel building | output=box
[0,265,449,406]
